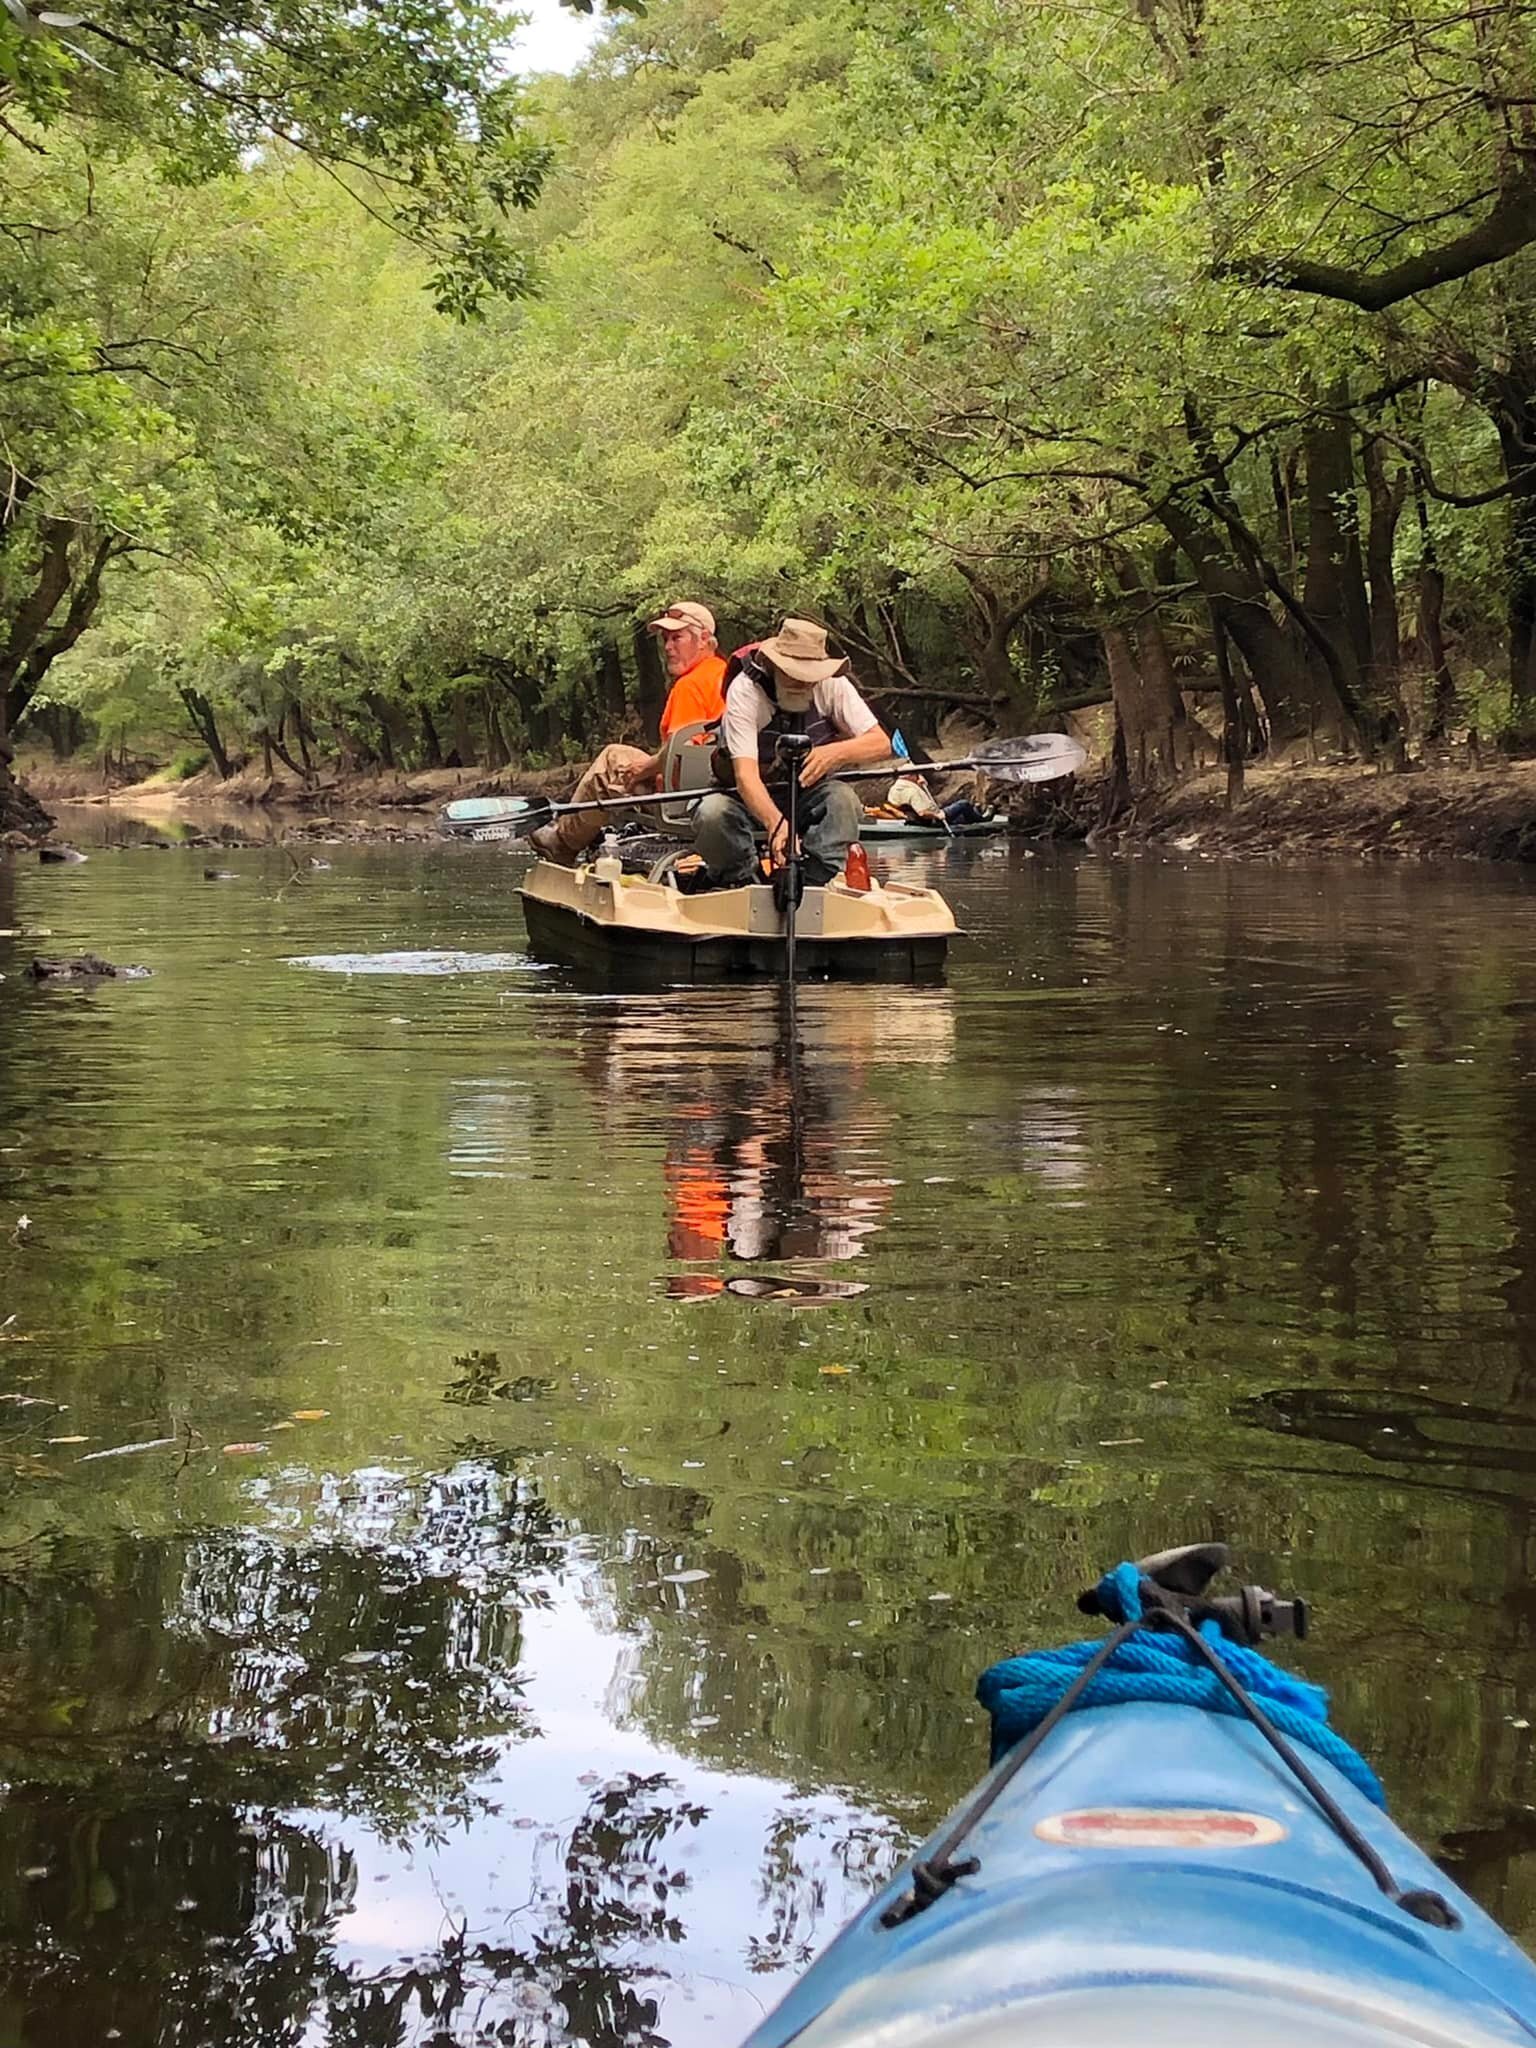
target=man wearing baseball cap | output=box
[693,617,891,888]
[529,601,727,865]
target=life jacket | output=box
[712,648,839,788]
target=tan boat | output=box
[520,852,956,983]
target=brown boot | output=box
[528,823,577,867]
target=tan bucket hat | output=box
[757,617,846,686]
[647,600,716,636]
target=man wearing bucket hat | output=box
[529,601,727,865]
[693,617,891,889]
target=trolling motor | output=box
[1077,1541,1308,1648]
[773,733,813,981]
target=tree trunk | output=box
[1360,433,1406,684]
[1116,559,1193,778]
[1159,499,1299,746]
[293,702,315,776]
[419,699,444,768]
[363,690,397,771]
[265,721,308,779]
[598,638,627,724]
[0,744,51,836]
[0,518,74,735]
[482,688,510,769]
[1178,400,1362,749]
[1302,405,1373,693]
[1098,707,1132,828]
[1102,627,1155,787]
[1411,468,1457,740]
[1209,604,1246,808]
[632,624,667,742]
[28,701,86,759]
[176,686,233,778]
[1498,403,1536,738]
[7,533,118,733]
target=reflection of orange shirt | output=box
[666,1146,730,1259]
[660,653,728,738]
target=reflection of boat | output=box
[744,1544,1536,2048]
[859,813,1007,843]
[520,855,954,984]
[531,984,954,1280]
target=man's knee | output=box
[821,783,862,835]
[695,791,754,874]
[695,792,737,833]
[805,781,861,848]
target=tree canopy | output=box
[7,0,1536,805]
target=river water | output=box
[2,816,1536,2044]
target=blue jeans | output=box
[694,781,863,886]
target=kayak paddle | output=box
[438,731,1088,841]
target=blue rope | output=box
[976,1561,1386,1807]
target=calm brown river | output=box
[2,814,1536,2044]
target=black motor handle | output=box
[1077,1541,1307,1648]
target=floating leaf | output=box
[291,1408,329,1421]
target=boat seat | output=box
[652,719,720,837]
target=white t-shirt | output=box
[722,672,880,760]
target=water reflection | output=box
[528,986,955,1286]
[0,1453,900,2046]
[12,836,1536,2036]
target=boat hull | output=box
[519,857,954,985]
[743,1702,1536,2048]
[860,816,1007,842]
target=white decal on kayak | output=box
[1035,1807,1286,1849]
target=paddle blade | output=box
[438,795,553,842]
[968,733,1088,784]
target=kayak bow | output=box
[742,1544,1536,2048]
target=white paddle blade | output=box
[971,733,1088,785]
[438,796,551,841]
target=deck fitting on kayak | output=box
[879,1547,1461,1935]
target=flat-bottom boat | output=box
[742,1545,1536,2048]
[520,853,955,983]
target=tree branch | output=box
[1222,169,1536,310]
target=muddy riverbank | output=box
[1084,760,1536,863]
[13,753,1536,863]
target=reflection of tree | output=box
[746,1803,909,1976]
[0,1802,353,2048]
[0,1459,563,2043]
[325,1770,708,2048]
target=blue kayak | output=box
[743,1548,1536,2048]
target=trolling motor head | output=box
[1077,1542,1308,1648]
[775,730,814,779]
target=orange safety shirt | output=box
[659,652,728,738]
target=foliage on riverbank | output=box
[6,0,1536,805]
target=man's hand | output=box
[799,742,845,788]
[624,752,661,792]
[767,817,800,867]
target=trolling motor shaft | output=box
[1077,1542,1308,1647]
[773,732,813,936]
